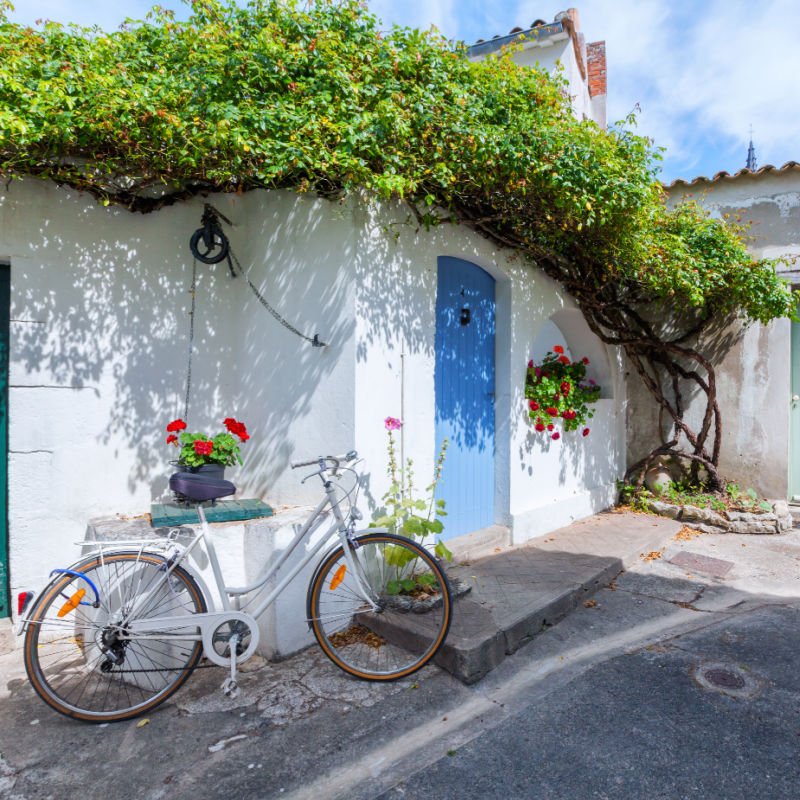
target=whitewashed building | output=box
[628,159,800,500]
[0,9,621,620]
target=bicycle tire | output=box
[307,533,452,680]
[24,551,207,723]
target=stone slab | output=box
[387,511,681,684]
[668,550,735,578]
[150,499,273,526]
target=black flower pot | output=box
[187,463,226,479]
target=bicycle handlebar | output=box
[290,450,358,470]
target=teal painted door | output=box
[434,257,496,540]
[790,314,800,501]
[0,264,8,617]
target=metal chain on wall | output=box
[183,205,326,419]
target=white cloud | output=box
[369,0,457,35]
[8,0,176,29]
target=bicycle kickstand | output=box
[221,633,240,699]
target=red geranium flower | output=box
[583,428,590,437]
[552,432,561,440]
[529,400,540,411]
[534,422,546,432]
[166,434,178,445]
[166,418,187,433]
[558,355,570,365]
[553,345,564,354]
[560,381,571,396]
[527,360,534,368]
[582,357,590,365]
[224,417,250,441]
[547,423,554,431]
[193,440,214,456]
[545,406,558,417]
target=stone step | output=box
[384,511,682,684]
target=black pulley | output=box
[190,204,231,264]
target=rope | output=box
[184,258,198,421]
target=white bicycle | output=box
[20,451,453,722]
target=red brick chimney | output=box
[586,41,607,97]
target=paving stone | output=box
[669,550,735,578]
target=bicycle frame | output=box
[83,472,385,667]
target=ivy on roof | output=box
[0,0,795,488]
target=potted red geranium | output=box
[166,416,250,477]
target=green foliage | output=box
[371,424,451,561]
[525,347,601,437]
[0,0,793,325]
[175,430,244,467]
[619,480,775,515]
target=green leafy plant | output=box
[526,346,601,440]
[0,0,795,489]
[372,417,452,566]
[166,416,249,467]
[620,480,775,515]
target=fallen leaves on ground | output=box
[674,525,704,542]
[641,549,664,562]
[583,599,599,608]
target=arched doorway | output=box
[434,257,496,540]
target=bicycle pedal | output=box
[221,678,239,698]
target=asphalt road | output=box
[2,529,799,800]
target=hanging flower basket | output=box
[525,346,601,440]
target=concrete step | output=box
[431,511,681,683]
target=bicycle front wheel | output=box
[308,533,452,680]
[24,551,207,723]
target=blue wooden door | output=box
[434,257,495,540]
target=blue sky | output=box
[7,1,800,183]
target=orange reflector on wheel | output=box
[57,589,86,618]
[330,565,347,590]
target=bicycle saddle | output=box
[169,471,236,503]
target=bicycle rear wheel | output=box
[308,533,452,680]
[24,551,206,723]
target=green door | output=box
[791,314,800,501]
[0,264,8,617]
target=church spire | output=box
[746,126,757,171]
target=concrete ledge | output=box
[510,482,618,544]
[448,524,512,563]
[433,511,680,683]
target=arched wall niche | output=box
[530,308,614,398]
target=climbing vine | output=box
[0,0,795,490]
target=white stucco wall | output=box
[642,167,800,498]
[0,179,626,607]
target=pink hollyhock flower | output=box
[384,417,403,431]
